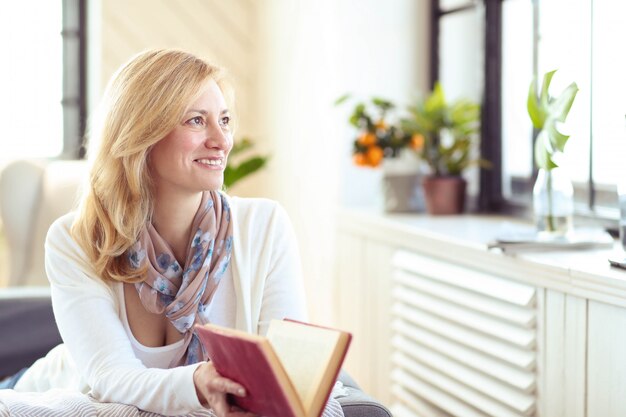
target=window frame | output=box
[430,0,619,229]
[61,0,88,159]
[430,0,507,213]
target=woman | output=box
[10,49,344,417]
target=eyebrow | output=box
[187,109,230,115]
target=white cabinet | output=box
[333,208,626,417]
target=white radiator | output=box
[390,251,538,417]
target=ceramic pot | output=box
[382,172,425,213]
[421,175,467,215]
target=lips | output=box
[195,158,224,167]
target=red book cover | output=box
[194,324,301,417]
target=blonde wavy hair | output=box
[72,49,233,283]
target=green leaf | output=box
[348,103,369,128]
[534,132,558,170]
[348,114,360,128]
[540,69,557,107]
[544,119,570,152]
[223,156,269,189]
[527,78,545,129]
[529,70,578,169]
[450,101,480,135]
[424,82,446,114]
[549,82,579,122]
[451,101,479,122]
[230,137,254,155]
[372,97,394,110]
[334,93,351,106]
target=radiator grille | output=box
[391,251,538,417]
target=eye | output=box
[186,116,205,127]
[219,116,231,128]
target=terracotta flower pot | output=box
[421,175,467,215]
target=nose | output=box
[204,123,231,150]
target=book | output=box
[194,319,352,417]
[488,227,614,253]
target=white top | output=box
[117,258,238,369]
[118,283,185,368]
[15,196,309,416]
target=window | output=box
[431,0,486,202]
[590,1,626,194]
[501,0,533,202]
[433,0,626,221]
[0,2,63,160]
[0,0,86,163]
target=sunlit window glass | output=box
[501,0,533,201]
[591,0,626,187]
[439,6,484,103]
[537,0,591,187]
[0,2,63,161]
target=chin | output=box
[196,174,224,192]
[203,181,224,192]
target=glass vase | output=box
[532,167,574,236]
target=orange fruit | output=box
[366,146,384,167]
[353,153,368,166]
[375,119,387,131]
[410,133,425,150]
[357,132,377,147]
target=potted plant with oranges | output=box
[336,95,426,212]
[345,98,423,168]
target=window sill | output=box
[337,206,626,307]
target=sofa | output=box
[0,159,392,417]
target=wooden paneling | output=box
[334,231,394,405]
[587,300,626,417]
[100,0,257,135]
[542,291,587,417]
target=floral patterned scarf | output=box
[127,191,233,366]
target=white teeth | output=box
[196,159,222,166]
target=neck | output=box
[151,187,204,264]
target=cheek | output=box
[155,132,199,157]
[225,135,234,154]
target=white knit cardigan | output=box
[15,196,310,416]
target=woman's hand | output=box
[193,361,257,417]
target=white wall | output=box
[254,0,430,324]
[94,0,430,325]
[97,0,259,142]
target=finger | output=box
[210,395,230,417]
[209,377,247,397]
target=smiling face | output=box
[149,79,233,199]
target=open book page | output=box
[266,320,345,416]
